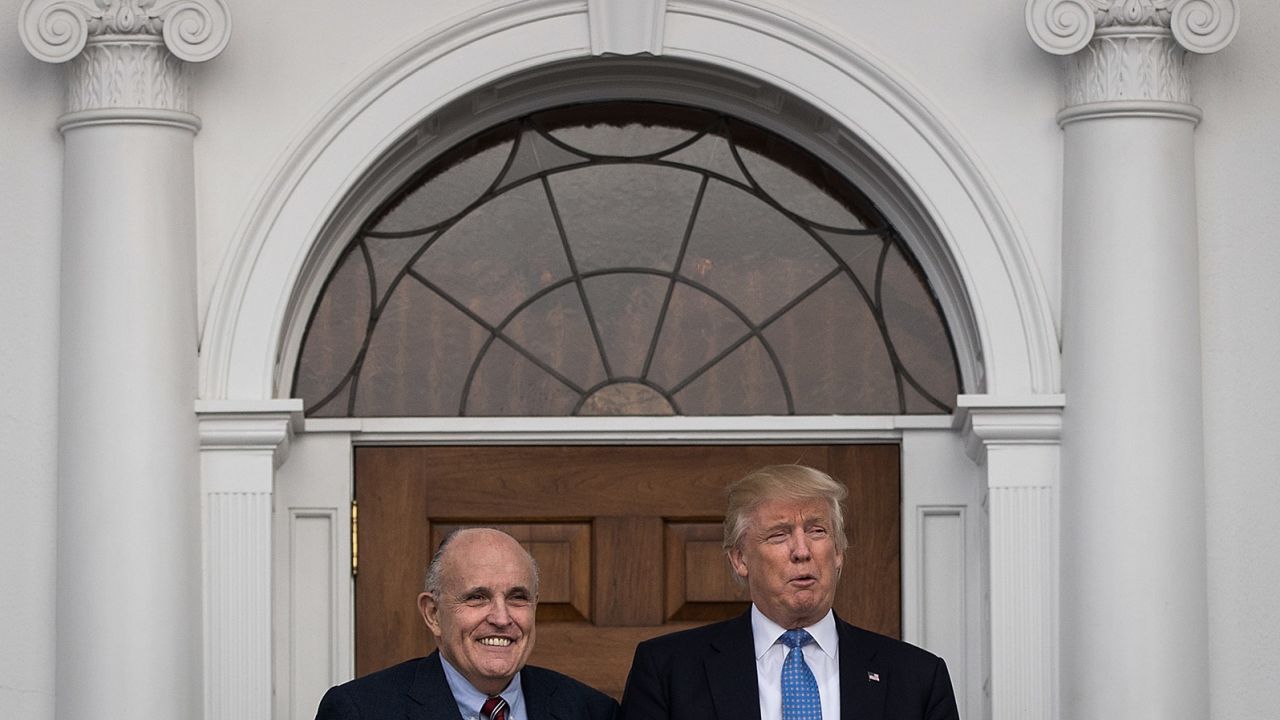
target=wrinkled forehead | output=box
[443,534,536,590]
[747,495,836,527]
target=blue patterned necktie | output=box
[780,629,821,720]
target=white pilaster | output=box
[1026,2,1236,718]
[197,400,302,720]
[19,2,230,719]
[957,396,1063,720]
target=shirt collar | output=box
[439,653,525,717]
[749,604,838,660]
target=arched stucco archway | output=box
[200,0,1057,401]
[194,4,1064,720]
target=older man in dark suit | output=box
[620,465,959,720]
[317,528,617,720]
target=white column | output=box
[958,396,1063,720]
[1026,2,1237,718]
[18,2,230,719]
[197,401,302,720]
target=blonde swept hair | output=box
[722,464,849,553]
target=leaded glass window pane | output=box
[294,101,961,416]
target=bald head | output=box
[417,527,540,695]
[424,528,540,598]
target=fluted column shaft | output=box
[19,2,230,718]
[1027,1,1237,718]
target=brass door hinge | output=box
[350,500,359,578]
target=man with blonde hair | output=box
[620,465,959,720]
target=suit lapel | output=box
[706,612,763,720]
[408,652,467,720]
[521,668,558,720]
[836,618,886,720]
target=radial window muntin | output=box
[293,100,962,417]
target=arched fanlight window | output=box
[293,101,960,417]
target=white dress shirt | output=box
[440,653,527,720]
[751,605,841,720]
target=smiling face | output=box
[418,529,537,695]
[728,496,844,629]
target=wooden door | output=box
[354,445,900,697]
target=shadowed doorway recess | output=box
[354,444,901,698]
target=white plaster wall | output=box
[1193,3,1280,718]
[193,0,478,332]
[0,0,62,717]
[779,0,1065,333]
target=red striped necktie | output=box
[481,696,509,720]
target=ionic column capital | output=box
[1027,0,1238,55]
[20,0,231,63]
[1026,0,1237,117]
[19,0,230,121]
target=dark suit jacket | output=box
[619,612,959,720]
[317,652,619,720]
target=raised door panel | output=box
[354,445,899,697]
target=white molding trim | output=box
[284,506,345,720]
[588,0,666,55]
[198,0,1059,403]
[956,394,1062,720]
[197,399,304,469]
[1056,99,1201,125]
[955,393,1065,463]
[913,504,969,703]
[271,432,355,720]
[304,414,954,444]
[265,57,990,408]
[197,400,303,720]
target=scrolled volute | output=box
[19,0,98,63]
[1028,0,1237,56]
[1026,0,1101,55]
[1170,0,1238,54]
[152,0,231,63]
[19,0,230,64]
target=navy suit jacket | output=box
[317,652,619,720]
[619,612,959,720]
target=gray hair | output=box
[722,464,849,553]
[423,527,541,597]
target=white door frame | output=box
[270,419,989,720]
[197,3,1063,720]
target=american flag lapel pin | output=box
[867,671,881,682]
